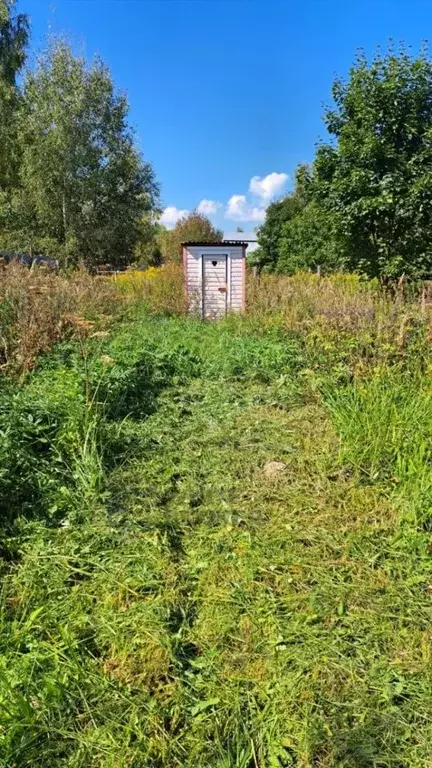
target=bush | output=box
[277,201,342,274]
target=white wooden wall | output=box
[183,245,245,317]
[229,246,245,312]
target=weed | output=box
[112,263,185,316]
[0,263,117,374]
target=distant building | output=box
[223,231,259,254]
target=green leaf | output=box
[191,698,220,716]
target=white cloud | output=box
[197,199,221,216]
[159,206,189,228]
[161,173,288,229]
[249,172,289,201]
[225,195,266,223]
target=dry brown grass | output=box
[247,272,387,329]
[247,271,432,360]
[0,263,118,374]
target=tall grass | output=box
[112,262,185,316]
[0,262,117,374]
[325,373,432,527]
[247,271,430,356]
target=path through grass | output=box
[2,314,432,766]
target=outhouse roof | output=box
[182,241,249,248]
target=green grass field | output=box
[2,288,432,767]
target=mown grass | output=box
[1,269,432,766]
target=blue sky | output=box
[21,0,432,230]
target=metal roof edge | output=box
[182,241,249,247]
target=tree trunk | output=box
[62,190,69,269]
[62,191,67,244]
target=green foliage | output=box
[8,40,159,267]
[314,45,432,279]
[0,33,159,268]
[0,0,28,196]
[257,192,303,271]
[277,200,342,274]
[0,0,27,87]
[257,46,432,280]
[256,163,336,274]
[161,211,223,263]
[0,368,98,522]
[133,215,164,268]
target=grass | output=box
[325,372,432,528]
[1,268,432,765]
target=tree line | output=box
[257,45,432,280]
[0,0,162,268]
[0,0,224,269]
[4,0,432,279]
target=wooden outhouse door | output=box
[202,254,227,319]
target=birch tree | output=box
[0,0,28,199]
[17,40,159,266]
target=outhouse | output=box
[182,240,247,319]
